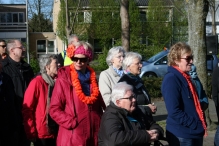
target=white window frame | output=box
[36,39,56,54]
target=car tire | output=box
[143,72,157,78]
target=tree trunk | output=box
[187,0,216,130]
[120,0,130,51]
[65,0,71,39]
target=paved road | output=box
[152,98,218,146]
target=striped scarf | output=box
[173,66,207,137]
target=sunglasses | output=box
[0,45,6,48]
[71,57,88,63]
[181,55,193,62]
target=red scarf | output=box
[173,66,207,137]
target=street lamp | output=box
[26,0,30,63]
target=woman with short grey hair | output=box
[110,81,133,105]
[99,46,125,106]
[118,51,157,115]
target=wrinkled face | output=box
[46,59,58,79]
[73,54,89,73]
[116,90,136,113]
[111,52,125,69]
[127,58,142,76]
[11,40,26,59]
[175,53,193,72]
[0,41,6,55]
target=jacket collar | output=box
[168,66,188,87]
[109,66,121,77]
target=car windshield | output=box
[147,50,168,63]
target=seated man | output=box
[98,82,164,146]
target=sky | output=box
[0,0,25,4]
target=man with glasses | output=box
[98,82,164,146]
[0,39,7,59]
[2,39,34,146]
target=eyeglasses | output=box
[71,57,88,63]
[0,45,6,48]
[120,94,136,101]
[181,55,193,62]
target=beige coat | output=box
[98,66,121,106]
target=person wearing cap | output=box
[49,41,106,146]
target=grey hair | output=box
[41,55,58,73]
[111,82,133,105]
[7,39,19,52]
[106,46,125,66]
[68,34,78,45]
[122,52,142,70]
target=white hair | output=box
[111,82,133,105]
[106,46,125,66]
[122,52,142,70]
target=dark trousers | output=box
[16,125,31,146]
[166,130,203,146]
[34,138,56,146]
[215,104,219,123]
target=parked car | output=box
[139,49,219,78]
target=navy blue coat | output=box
[161,66,205,139]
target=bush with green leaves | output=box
[142,77,163,98]
[90,48,108,71]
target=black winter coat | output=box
[212,65,219,105]
[118,74,152,115]
[0,72,17,146]
[98,102,164,146]
[2,56,34,123]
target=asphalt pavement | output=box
[152,98,218,146]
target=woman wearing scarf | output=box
[161,42,207,146]
[49,41,106,146]
[99,46,125,106]
[118,52,157,116]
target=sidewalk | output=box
[152,99,217,146]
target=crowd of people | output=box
[0,36,219,146]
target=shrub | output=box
[90,48,108,71]
[142,77,163,98]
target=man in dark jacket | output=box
[98,82,163,146]
[212,62,219,123]
[2,39,34,146]
[0,54,17,146]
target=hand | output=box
[148,103,157,114]
[147,129,159,142]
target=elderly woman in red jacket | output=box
[49,41,106,146]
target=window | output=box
[37,40,56,54]
[37,40,46,52]
[48,41,54,52]
[140,11,146,22]
[0,12,24,25]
